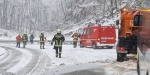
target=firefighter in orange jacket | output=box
[72,32,79,48]
[16,34,22,48]
[51,29,65,58]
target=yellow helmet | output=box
[41,31,44,33]
[57,29,61,33]
[23,32,26,34]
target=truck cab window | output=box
[87,28,92,35]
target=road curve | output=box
[16,47,51,75]
[0,45,51,75]
[0,46,22,75]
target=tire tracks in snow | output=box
[0,46,22,74]
[0,45,51,75]
[16,47,51,75]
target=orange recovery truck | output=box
[79,24,116,49]
[116,7,140,62]
[132,4,150,74]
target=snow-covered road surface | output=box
[0,44,138,75]
[0,45,51,75]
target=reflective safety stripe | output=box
[56,40,58,45]
[23,36,26,41]
[55,45,62,47]
[56,35,62,38]
[40,36,44,42]
[73,38,78,42]
[60,40,62,45]
[73,40,77,42]
[55,40,62,47]
[59,52,61,54]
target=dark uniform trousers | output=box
[54,47,62,58]
[40,42,45,49]
[73,38,78,48]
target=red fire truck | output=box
[79,25,116,49]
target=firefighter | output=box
[72,32,79,48]
[40,31,45,49]
[30,34,34,45]
[51,29,65,58]
[16,34,22,48]
[22,32,28,48]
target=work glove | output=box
[51,42,53,45]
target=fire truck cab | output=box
[79,25,116,49]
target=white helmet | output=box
[57,29,61,33]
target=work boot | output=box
[56,54,58,57]
[59,54,61,58]
[43,46,45,49]
[59,56,61,58]
[40,46,42,49]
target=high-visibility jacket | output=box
[72,33,78,42]
[52,33,65,47]
[22,34,28,42]
[40,33,44,42]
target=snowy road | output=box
[0,45,51,75]
[0,46,22,74]
[0,44,138,75]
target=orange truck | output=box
[79,25,116,49]
[116,7,140,62]
[132,3,150,75]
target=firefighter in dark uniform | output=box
[51,29,65,58]
[22,32,28,48]
[30,34,34,45]
[40,31,45,49]
[72,32,79,48]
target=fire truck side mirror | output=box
[116,20,119,25]
[133,15,143,26]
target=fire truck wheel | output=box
[92,43,97,49]
[80,42,84,48]
[117,53,125,62]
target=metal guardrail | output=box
[0,40,74,45]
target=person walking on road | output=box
[22,32,28,48]
[51,29,65,58]
[30,34,34,45]
[72,32,79,48]
[16,34,22,48]
[40,31,45,49]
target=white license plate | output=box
[101,40,106,42]
[117,50,127,53]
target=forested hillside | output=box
[0,0,145,37]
